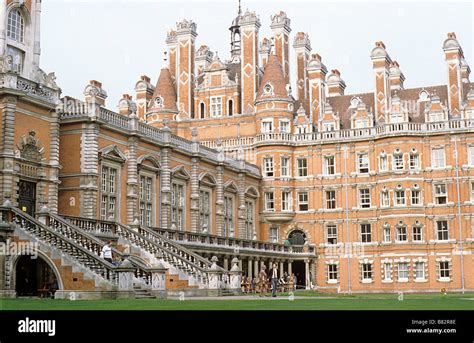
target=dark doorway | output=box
[18,180,36,216]
[16,255,58,297]
[292,261,306,290]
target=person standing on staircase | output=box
[101,241,113,264]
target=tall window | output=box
[279,120,290,133]
[297,192,309,211]
[393,153,404,170]
[469,146,474,166]
[100,166,118,220]
[269,226,279,243]
[434,184,447,205]
[297,158,308,177]
[415,262,425,280]
[324,155,336,175]
[200,102,205,119]
[139,175,153,226]
[382,224,391,243]
[281,191,292,212]
[280,157,290,177]
[210,97,222,117]
[262,121,273,133]
[263,157,274,177]
[359,188,371,208]
[383,263,392,281]
[398,262,409,281]
[360,224,372,243]
[327,225,337,244]
[245,201,254,239]
[471,182,474,201]
[223,196,234,236]
[323,122,335,132]
[439,261,450,280]
[228,100,234,116]
[325,190,336,209]
[411,188,421,205]
[409,153,420,170]
[264,192,275,211]
[436,220,449,241]
[396,225,408,242]
[199,190,211,232]
[431,148,445,168]
[7,9,24,43]
[412,223,423,242]
[380,188,390,207]
[394,187,406,206]
[357,153,369,173]
[379,154,388,172]
[327,264,338,282]
[171,183,185,230]
[361,263,373,281]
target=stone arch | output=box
[199,172,217,187]
[171,165,190,180]
[283,224,312,244]
[137,154,161,171]
[245,186,260,198]
[11,249,64,296]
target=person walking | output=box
[101,241,113,264]
[270,263,278,297]
[258,265,268,297]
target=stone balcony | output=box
[261,211,296,223]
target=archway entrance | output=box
[15,255,58,297]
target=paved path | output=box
[166,295,337,301]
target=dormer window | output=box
[354,119,368,129]
[263,83,274,96]
[7,9,24,43]
[323,122,335,132]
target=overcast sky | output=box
[40,0,473,109]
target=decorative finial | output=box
[238,0,242,15]
[164,51,168,64]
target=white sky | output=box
[40,0,473,109]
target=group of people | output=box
[241,264,298,297]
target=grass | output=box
[1,292,474,310]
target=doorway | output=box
[292,261,306,290]
[15,255,59,297]
[18,180,36,216]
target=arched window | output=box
[200,102,205,119]
[7,9,24,43]
[228,100,234,116]
[288,230,306,246]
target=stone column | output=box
[288,260,293,275]
[254,259,259,278]
[190,156,200,232]
[216,165,224,236]
[33,0,42,71]
[48,108,60,214]
[0,0,6,57]
[279,261,284,277]
[305,259,310,289]
[126,136,139,225]
[237,172,246,238]
[247,258,253,279]
[207,256,223,296]
[0,97,16,205]
[223,256,229,271]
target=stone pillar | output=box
[247,258,253,279]
[33,0,42,71]
[223,256,229,271]
[190,155,200,233]
[254,259,259,278]
[160,124,172,229]
[216,165,224,236]
[116,260,135,297]
[207,256,223,295]
[237,172,246,239]
[150,260,168,299]
[0,97,16,205]
[288,261,293,276]
[305,259,310,290]
[229,257,242,293]
[126,135,139,225]
[80,120,100,219]
[279,261,284,277]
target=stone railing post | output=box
[116,259,135,298]
[37,205,50,226]
[229,257,242,294]
[207,256,222,296]
[149,259,168,299]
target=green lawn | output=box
[1,292,474,310]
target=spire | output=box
[256,54,291,101]
[238,0,242,16]
[148,67,178,112]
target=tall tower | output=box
[307,54,327,125]
[270,11,291,83]
[443,32,465,117]
[0,0,43,81]
[293,32,311,108]
[229,1,242,62]
[240,10,261,114]
[370,41,392,124]
[176,20,197,119]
